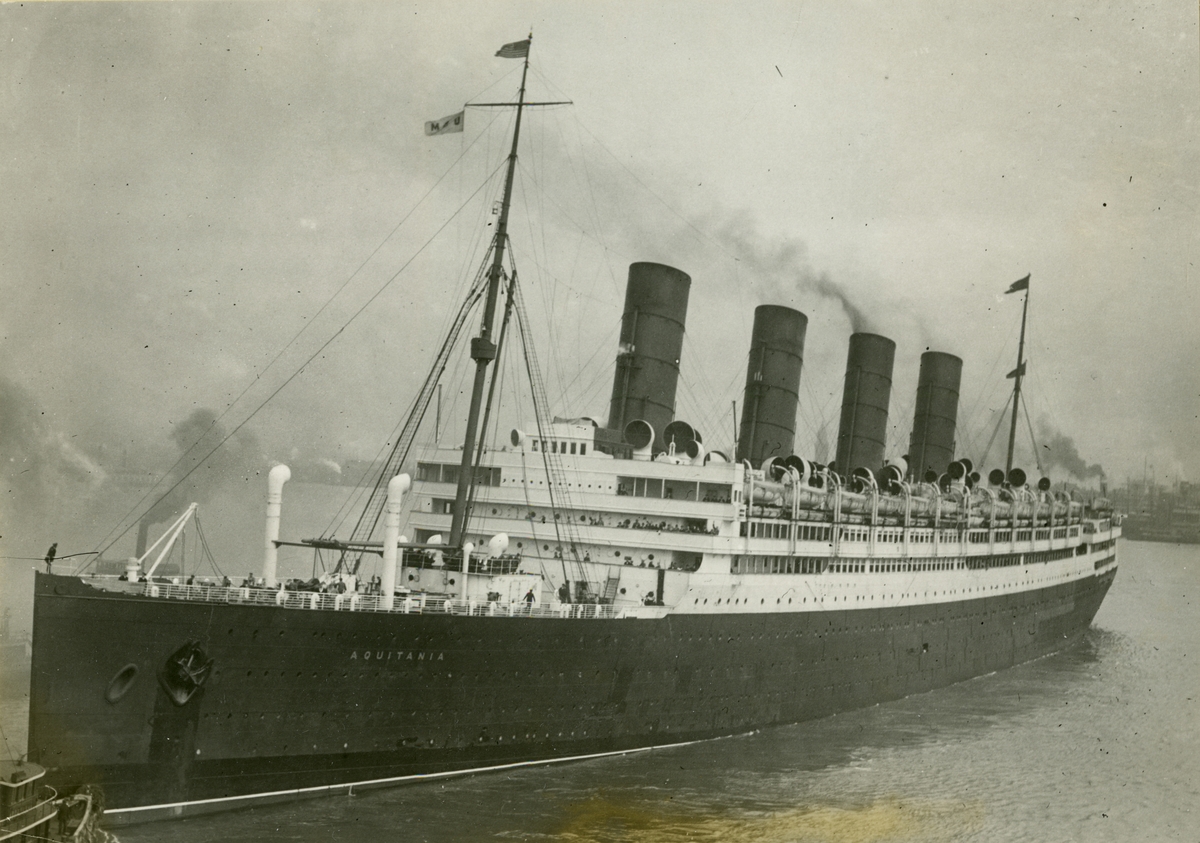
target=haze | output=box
[2,2,1197,595]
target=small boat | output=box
[0,760,114,842]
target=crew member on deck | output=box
[44,543,57,573]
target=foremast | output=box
[1004,274,1031,474]
[448,36,532,547]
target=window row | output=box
[530,439,587,455]
[741,522,833,540]
[616,477,732,503]
[731,555,966,575]
[416,463,501,487]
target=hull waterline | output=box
[30,559,1115,824]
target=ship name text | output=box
[351,650,444,662]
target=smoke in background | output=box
[142,409,263,529]
[1038,420,1105,481]
[0,374,267,551]
[0,375,106,532]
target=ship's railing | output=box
[134,580,665,620]
[436,597,666,620]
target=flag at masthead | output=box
[496,39,530,59]
[1006,274,1030,295]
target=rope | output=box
[193,512,224,578]
[0,721,17,763]
[1021,392,1045,474]
[84,129,508,569]
[977,392,1014,470]
[87,161,506,571]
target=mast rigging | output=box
[449,35,534,547]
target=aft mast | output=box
[448,35,532,547]
[1004,274,1031,474]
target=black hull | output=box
[29,567,1115,823]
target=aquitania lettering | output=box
[350,650,444,662]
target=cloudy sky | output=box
[2,1,1197,558]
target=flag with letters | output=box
[495,39,530,59]
[425,111,464,136]
[1005,274,1030,294]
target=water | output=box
[4,540,1197,841]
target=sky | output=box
[1,0,1198,570]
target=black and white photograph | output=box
[1,2,1196,841]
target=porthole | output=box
[105,664,140,703]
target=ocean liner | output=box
[28,38,1118,824]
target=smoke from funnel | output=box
[812,274,872,335]
[707,213,875,333]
